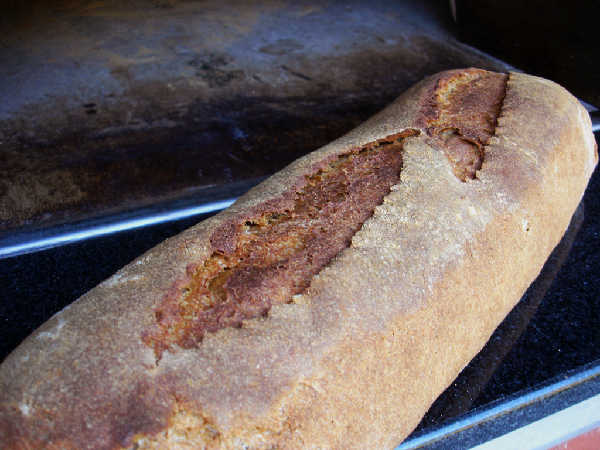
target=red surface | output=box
[551,426,600,450]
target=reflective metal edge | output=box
[0,198,236,259]
[396,362,600,449]
[590,110,600,132]
[471,393,600,449]
[0,176,268,259]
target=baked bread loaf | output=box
[0,69,597,449]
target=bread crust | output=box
[0,69,596,449]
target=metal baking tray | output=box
[0,0,513,246]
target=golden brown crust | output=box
[142,132,417,360]
[419,69,508,181]
[0,69,596,449]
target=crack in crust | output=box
[422,69,508,181]
[143,130,418,360]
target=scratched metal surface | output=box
[0,0,512,233]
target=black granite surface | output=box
[1,133,599,435]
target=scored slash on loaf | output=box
[0,68,597,449]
